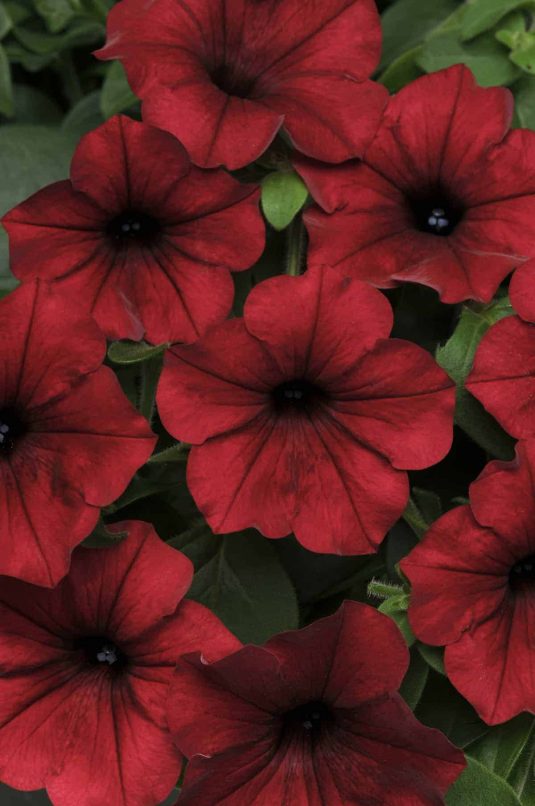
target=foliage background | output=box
[0,0,534,803]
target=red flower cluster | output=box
[3,0,535,802]
[157,266,454,554]
[170,602,465,804]
[402,442,535,725]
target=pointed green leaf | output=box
[100,61,138,119]
[107,340,168,365]
[446,757,522,805]
[261,171,308,231]
[461,0,533,42]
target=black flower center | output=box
[0,407,27,456]
[409,189,464,237]
[209,63,255,98]
[282,701,334,740]
[107,210,161,245]
[73,636,128,673]
[509,554,535,591]
[272,379,325,414]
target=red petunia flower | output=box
[0,520,240,806]
[168,600,465,805]
[299,65,535,303]
[95,0,387,170]
[157,266,455,555]
[0,280,156,587]
[510,258,535,322]
[402,441,535,724]
[3,115,264,345]
[466,312,535,439]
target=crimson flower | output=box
[0,521,240,806]
[157,266,454,555]
[402,441,535,724]
[299,65,535,303]
[95,0,387,170]
[466,311,535,439]
[3,115,264,345]
[0,280,155,587]
[169,601,465,805]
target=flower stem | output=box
[286,215,306,276]
[139,355,163,424]
[367,578,404,601]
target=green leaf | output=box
[461,0,533,42]
[0,43,13,117]
[446,757,522,805]
[495,11,527,49]
[400,647,429,710]
[379,0,459,68]
[13,20,102,55]
[0,124,78,272]
[100,61,138,119]
[10,84,62,124]
[378,46,424,93]
[509,32,535,74]
[418,30,520,86]
[412,487,442,525]
[261,171,308,231]
[416,642,446,675]
[378,593,415,646]
[0,783,50,804]
[148,443,189,464]
[507,722,535,803]
[0,3,13,39]
[416,671,489,748]
[34,0,76,33]
[513,74,535,128]
[173,527,299,644]
[436,301,516,459]
[107,340,168,365]
[62,90,104,136]
[468,714,535,782]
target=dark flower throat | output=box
[282,701,334,740]
[272,379,325,414]
[0,407,27,455]
[107,210,161,245]
[509,554,535,590]
[73,636,128,673]
[410,189,464,237]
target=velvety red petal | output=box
[31,366,155,507]
[186,410,409,552]
[262,76,386,163]
[466,315,535,438]
[469,441,535,550]
[143,86,283,170]
[366,65,512,189]
[243,266,393,380]
[402,506,510,646]
[70,115,188,213]
[0,451,99,587]
[332,695,465,801]
[157,320,279,444]
[327,339,454,469]
[0,280,104,410]
[267,601,409,707]
[2,180,108,283]
[510,259,535,322]
[445,593,535,724]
